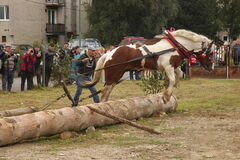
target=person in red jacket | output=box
[21,48,36,91]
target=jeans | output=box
[129,70,141,80]
[73,74,100,107]
[2,70,15,91]
[21,71,34,91]
[45,67,52,87]
[35,65,41,86]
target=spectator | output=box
[15,47,26,77]
[44,43,59,87]
[238,47,240,63]
[33,45,42,86]
[0,45,19,91]
[72,47,100,107]
[71,46,81,82]
[59,42,70,58]
[21,48,36,91]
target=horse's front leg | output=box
[163,66,176,103]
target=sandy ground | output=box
[0,109,240,160]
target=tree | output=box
[169,0,221,39]
[218,0,240,41]
[85,0,179,45]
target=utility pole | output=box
[79,0,81,45]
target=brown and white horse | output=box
[86,29,215,102]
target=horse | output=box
[84,29,216,102]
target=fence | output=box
[189,44,240,79]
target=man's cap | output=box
[88,46,95,51]
[5,44,11,47]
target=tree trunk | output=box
[0,107,39,118]
[0,93,177,146]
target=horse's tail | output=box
[83,54,107,88]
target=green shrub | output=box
[140,71,169,94]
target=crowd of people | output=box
[0,43,101,104]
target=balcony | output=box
[46,0,64,7]
[46,24,65,35]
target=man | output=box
[15,47,25,77]
[21,48,36,91]
[72,47,100,107]
[59,42,70,58]
[44,43,59,87]
[33,45,42,86]
[71,46,82,82]
[0,45,19,91]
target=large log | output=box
[0,93,177,146]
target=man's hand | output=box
[82,58,90,63]
[37,53,41,57]
[72,58,77,62]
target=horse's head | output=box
[193,41,215,71]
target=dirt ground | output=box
[1,109,240,160]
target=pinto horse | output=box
[85,29,215,102]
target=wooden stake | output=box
[87,105,161,135]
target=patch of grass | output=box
[166,155,185,159]
[175,78,240,111]
[111,136,169,146]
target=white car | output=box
[69,38,103,51]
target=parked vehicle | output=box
[69,38,104,52]
[118,36,146,46]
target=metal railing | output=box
[45,0,64,6]
[46,24,65,35]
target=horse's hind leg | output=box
[174,67,183,87]
[101,84,115,102]
[163,66,176,103]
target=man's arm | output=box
[76,55,89,65]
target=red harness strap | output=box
[163,31,191,59]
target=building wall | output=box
[0,0,47,45]
[0,0,91,45]
[217,31,240,43]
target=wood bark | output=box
[0,93,177,146]
[0,107,39,118]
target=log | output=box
[0,93,177,146]
[0,107,39,118]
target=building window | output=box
[223,36,228,41]
[2,36,6,43]
[48,9,57,24]
[0,6,9,20]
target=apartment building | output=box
[0,0,91,45]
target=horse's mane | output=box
[155,29,211,43]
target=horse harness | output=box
[162,30,213,61]
[79,31,213,76]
